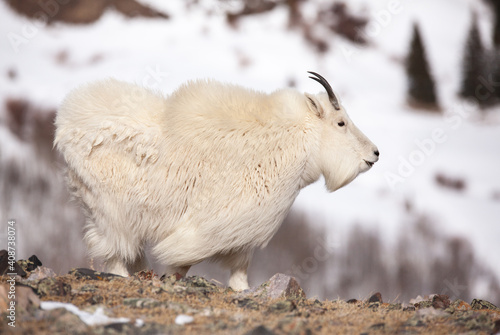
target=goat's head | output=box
[305,71,379,192]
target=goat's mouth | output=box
[364,160,375,168]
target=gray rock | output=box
[470,299,500,311]
[26,266,56,281]
[236,273,305,301]
[406,307,450,328]
[0,284,40,313]
[367,292,382,303]
[267,300,297,313]
[26,278,71,297]
[123,297,161,309]
[245,325,276,335]
[266,274,305,300]
[234,297,260,310]
[69,268,123,281]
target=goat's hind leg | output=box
[164,265,191,278]
[128,252,151,274]
[104,253,150,276]
[105,256,130,277]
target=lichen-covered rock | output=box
[0,250,7,275]
[455,311,496,332]
[69,268,123,281]
[238,273,305,302]
[87,295,104,305]
[13,285,40,313]
[41,307,89,334]
[26,278,71,297]
[0,250,27,277]
[123,297,161,309]
[403,305,416,312]
[267,300,297,313]
[133,269,157,281]
[406,308,450,327]
[388,303,402,310]
[414,300,433,309]
[180,275,219,295]
[17,255,42,272]
[0,284,38,312]
[245,325,276,335]
[0,284,8,310]
[266,274,305,300]
[368,292,383,303]
[432,294,450,309]
[26,266,57,281]
[470,299,500,311]
[451,299,471,311]
[234,297,260,310]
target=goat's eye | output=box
[337,121,345,127]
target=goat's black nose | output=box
[374,150,380,157]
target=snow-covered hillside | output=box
[1,0,499,301]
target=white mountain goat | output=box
[54,72,379,290]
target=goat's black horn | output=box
[307,71,340,110]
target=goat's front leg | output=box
[225,251,252,290]
[229,266,250,291]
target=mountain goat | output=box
[54,72,379,290]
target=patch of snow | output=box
[40,301,143,327]
[175,314,194,325]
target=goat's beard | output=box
[322,159,361,192]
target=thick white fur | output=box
[54,78,378,290]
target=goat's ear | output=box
[305,93,325,119]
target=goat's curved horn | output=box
[307,71,340,110]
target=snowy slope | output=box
[1,0,499,298]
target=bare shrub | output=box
[5,98,30,140]
[435,173,466,191]
[226,0,278,26]
[318,3,369,45]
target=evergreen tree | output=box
[494,5,500,48]
[485,0,500,47]
[406,23,440,111]
[459,15,488,105]
[490,49,500,102]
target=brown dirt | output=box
[1,268,499,335]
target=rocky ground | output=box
[1,252,500,334]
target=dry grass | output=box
[1,271,499,335]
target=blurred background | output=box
[1,0,499,304]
